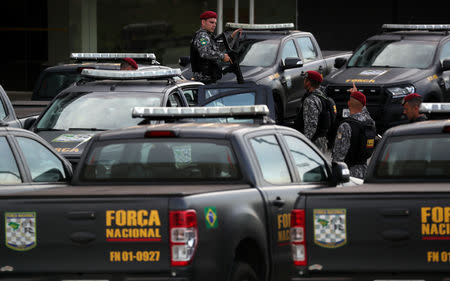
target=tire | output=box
[230,261,258,281]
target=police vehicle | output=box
[0,125,72,194]
[1,105,350,281]
[290,116,450,281]
[181,23,352,123]
[27,67,202,166]
[0,84,22,128]
[13,53,158,119]
[323,24,450,132]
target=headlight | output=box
[386,85,415,98]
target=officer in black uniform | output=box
[190,11,240,84]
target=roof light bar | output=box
[132,105,269,119]
[419,103,450,113]
[81,68,181,80]
[225,22,294,30]
[382,24,450,32]
[71,53,156,61]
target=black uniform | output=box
[190,29,226,84]
[410,114,428,123]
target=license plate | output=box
[342,108,350,118]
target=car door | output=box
[280,39,304,118]
[246,129,330,281]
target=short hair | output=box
[405,96,422,107]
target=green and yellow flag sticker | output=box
[204,207,218,229]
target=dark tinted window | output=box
[37,72,82,99]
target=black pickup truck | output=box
[323,24,450,132]
[290,119,450,281]
[0,106,351,281]
[181,23,352,123]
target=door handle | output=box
[70,232,96,244]
[272,197,285,207]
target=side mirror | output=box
[179,56,191,67]
[442,59,450,72]
[23,117,37,130]
[334,57,347,69]
[282,57,303,70]
[331,161,350,184]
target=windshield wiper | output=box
[68,128,107,131]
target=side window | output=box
[0,99,6,120]
[296,37,319,63]
[204,92,256,107]
[0,137,22,184]
[16,137,67,182]
[284,135,328,182]
[440,41,450,63]
[167,93,182,107]
[250,135,291,184]
[281,40,299,63]
[183,89,198,106]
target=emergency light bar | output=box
[382,24,450,32]
[132,105,269,119]
[225,22,294,31]
[81,68,181,80]
[71,53,157,61]
[420,103,450,114]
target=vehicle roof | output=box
[228,29,311,40]
[383,119,450,137]
[370,31,448,42]
[94,122,295,142]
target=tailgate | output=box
[306,192,450,272]
[0,196,169,273]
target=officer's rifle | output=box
[216,33,244,84]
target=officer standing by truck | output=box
[190,11,240,84]
[295,70,329,153]
[332,89,376,179]
[402,93,428,123]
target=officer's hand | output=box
[348,82,358,93]
[223,54,232,63]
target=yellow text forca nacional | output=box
[106,210,161,240]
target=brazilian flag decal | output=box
[204,207,218,229]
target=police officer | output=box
[295,70,328,153]
[120,57,138,70]
[402,93,427,123]
[190,11,240,84]
[332,90,375,179]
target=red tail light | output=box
[145,131,175,138]
[290,209,307,266]
[169,210,198,266]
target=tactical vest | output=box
[344,118,376,166]
[190,31,221,81]
[296,90,330,141]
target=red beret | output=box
[123,57,138,69]
[200,11,217,20]
[402,93,422,105]
[305,70,323,83]
[350,91,366,106]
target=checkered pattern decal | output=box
[5,212,37,251]
[313,209,346,248]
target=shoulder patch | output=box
[199,38,208,46]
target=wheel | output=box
[230,261,258,281]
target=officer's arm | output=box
[331,123,352,162]
[303,97,321,140]
[195,35,225,62]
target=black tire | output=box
[230,261,258,281]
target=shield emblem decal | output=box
[5,212,37,251]
[314,209,346,248]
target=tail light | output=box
[145,131,176,138]
[169,210,198,266]
[290,209,307,266]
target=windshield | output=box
[80,139,242,182]
[374,135,450,180]
[37,72,83,99]
[36,92,162,130]
[348,40,437,68]
[239,40,279,67]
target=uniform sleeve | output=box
[194,33,225,62]
[331,122,352,162]
[303,96,321,140]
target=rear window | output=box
[374,135,450,180]
[80,139,242,182]
[37,72,82,99]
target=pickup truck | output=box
[181,23,352,123]
[323,24,450,133]
[290,119,450,280]
[1,106,351,281]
